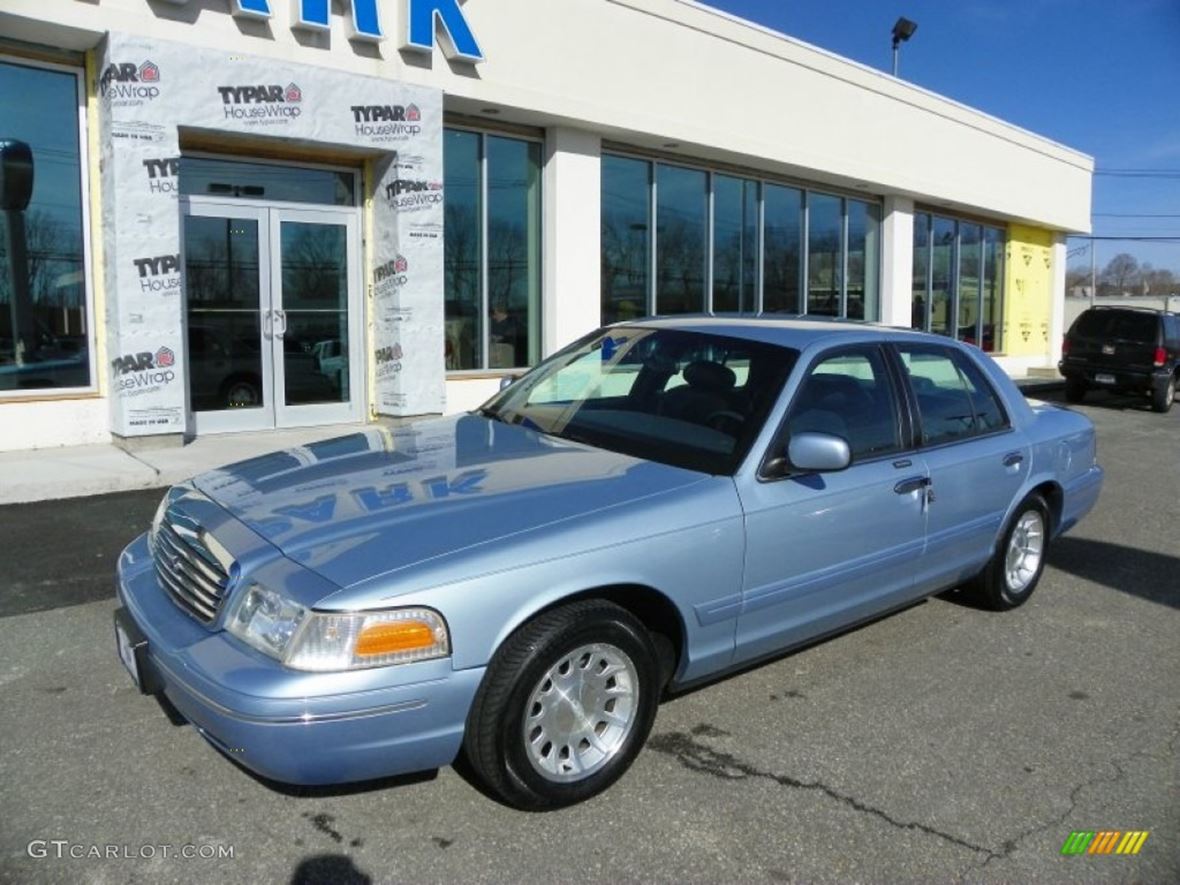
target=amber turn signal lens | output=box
[355,620,436,657]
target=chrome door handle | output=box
[274,309,287,338]
[263,309,273,340]
[893,476,929,495]
[1003,452,1024,467]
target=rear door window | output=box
[897,345,1009,446]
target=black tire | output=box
[1064,378,1087,403]
[463,600,660,810]
[220,375,262,409]
[965,494,1051,611]
[1150,375,1175,413]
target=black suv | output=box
[1059,306,1180,412]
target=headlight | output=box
[226,583,450,672]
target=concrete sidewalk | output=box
[0,375,1064,505]
[0,422,373,505]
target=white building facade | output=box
[0,0,1092,451]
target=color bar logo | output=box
[1061,830,1149,855]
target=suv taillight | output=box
[1153,346,1166,367]
[1062,336,1071,357]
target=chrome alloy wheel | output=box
[522,642,639,783]
[1005,511,1045,593]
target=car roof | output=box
[617,315,937,349]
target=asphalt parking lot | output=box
[1,387,1176,884]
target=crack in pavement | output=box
[651,719,1180,874]
[973,719,1180,871]
[648,729,1002,861]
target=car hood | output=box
[192,414,708,589]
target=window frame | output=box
[443,124,544,376]
[0,53,97,401]
[887,342,1014,451]
[601,148,883,324]
[758,342,909,481]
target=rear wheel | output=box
[463,600,660,809]
[966,494,1050,611]
[1150,375,1175,413]
[1064,377,1087,403]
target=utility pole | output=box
[1089,239,1097,307]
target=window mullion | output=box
[479,133,490,370]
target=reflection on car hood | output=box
[191,415,707,588]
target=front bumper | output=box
[116,534,484,785]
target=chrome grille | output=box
[151,509,231,624]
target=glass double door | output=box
[182,200,361,433]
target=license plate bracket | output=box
[1095,373,1116,385]
[114,608,157,695]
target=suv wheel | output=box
[1151,375,1175,413]
[1064,377,1087,403]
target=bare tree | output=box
[1100,253,1140,296]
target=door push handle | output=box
[263,309,273,340]
[1003,451,1024,468]
[894,476,929,495]
[274,309,287,338]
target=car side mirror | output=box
[787,432,851,473]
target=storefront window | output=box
[444,129,481,370]
[601,155,651,325]
[912,212,930,329]
[0,59,91,394]
[712,175,757,313]
[444,129,541,372]
[762,184,803,313]
[655,165,707,315]
[600,154,880,323]
[846,200,880,321]
[913,213,1005,352]
[807,193,843,316]
[486,136,541,369]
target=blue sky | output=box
[709,0,1180,275]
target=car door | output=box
[734,343,928,664]
[892,343,1028,595]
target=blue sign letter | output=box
[230,0,272,19]
[404,0,484,63]
[295,1,384,41]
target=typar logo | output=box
[350,104,423,141]
[111,347,178,397]
[374,343,404,378]
[217,83,303,123]
[374,255,410,296]
[132,254,181,294]
[384,178,443,212]
[100,60,162,105]
[142,157,180,194]
[1060,830,1149,856]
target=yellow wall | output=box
[1002,224,1054,356]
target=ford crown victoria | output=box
[114,318,1103,809]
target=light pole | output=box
[891,17,918,77]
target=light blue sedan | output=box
[114,318,1103,809]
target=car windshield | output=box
[483,327,798,474]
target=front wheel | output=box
[1151,375,1175,413]
[965,494,1051,611]
[463,600,660,809]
